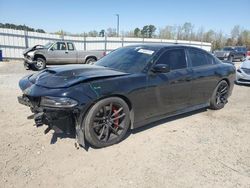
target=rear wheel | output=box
[85,57,96,64]
[210,80,229,110]
[228,55,233,62]
[84,97,130,148]
[240,55,245,62]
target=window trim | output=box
[187,48,215,68]
[50,42,67,51]
[67,42,74,51]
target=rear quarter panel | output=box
[218,62,236,96]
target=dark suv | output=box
[214,46,247,62]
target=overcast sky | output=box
[0,0,249,34]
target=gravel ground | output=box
[0,61,250,188]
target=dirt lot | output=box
[0,61,250,188]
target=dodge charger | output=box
[18,45,236,148]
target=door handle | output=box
[65,51,68,54]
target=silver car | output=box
[236,59,250,84]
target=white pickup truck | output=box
[23,41,106,70]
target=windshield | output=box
[222,47,233,51]
[95,46,159,73]
[43,42,53,49]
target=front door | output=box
[145,48,192,119]
[47,42,69,64]
[66,42,77,64]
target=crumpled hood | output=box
[28,65,129,88]
[23,45,45,55]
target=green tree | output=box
[134,28,140,37]
[141,25,156,38]
[99,29,105,37]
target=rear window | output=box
[235,47,247,52]
[67,42,74,51]
[188,49,212,67]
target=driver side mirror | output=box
[50,48,54,51]
[151,64,170,73]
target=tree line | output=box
[0,23,45,33]
[64,23,250,50]
[1,22,250,50]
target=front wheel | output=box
[84,97,130,148]
[210,80,229,110]
[32,57,46,71]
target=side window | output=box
[156,49,187,70]
[67,42,74,51]
[51,42,66,50]
[205,54,215,65]
[188,49,211,67]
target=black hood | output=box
[29,65,129,88]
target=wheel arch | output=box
[85,55,97,63]
[220,78,230,88]
[83,94,135,129]
[34,54,46,61]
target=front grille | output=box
[238,78,250,82]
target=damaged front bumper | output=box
[18,94,86,148]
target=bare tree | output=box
[106,28,117,37]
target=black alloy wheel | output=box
[210,80,229,110]
[84,97,130,148]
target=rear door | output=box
[187,48,219,105]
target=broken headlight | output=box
[40,96,78,108]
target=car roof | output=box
[126,44,209,53]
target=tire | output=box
[85,57,96,64]
[210,80,229,110]
[84,97,130,148]
[33,57,46,71]
[228,55,233,62]
[240,55,245,62]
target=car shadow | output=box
[48,108,207,151]
[50,132,75,145]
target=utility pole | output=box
[116,14,119,37]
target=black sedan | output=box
[18,45,236,148]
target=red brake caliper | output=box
[112,107,119,128]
